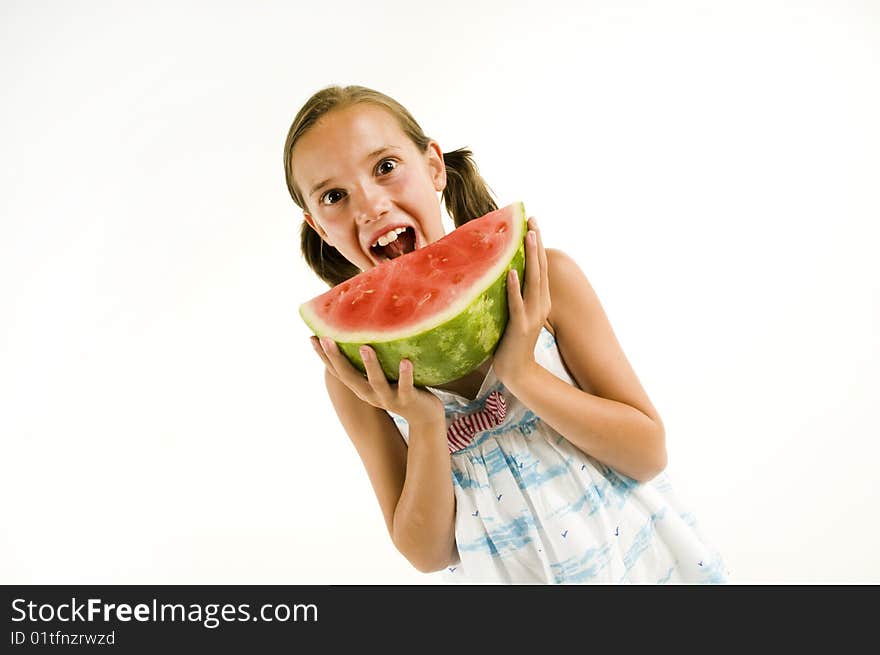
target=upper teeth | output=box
[373,226,408,248]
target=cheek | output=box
[390,168,419,196]
[317,214,350,242]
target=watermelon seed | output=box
[441,257,448,262]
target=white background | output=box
[2,0,878,584]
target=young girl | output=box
[284,85,730,584]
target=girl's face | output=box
[291,103,447,272]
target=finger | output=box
[359,345,393,401]
[311,336,340,378]
[320,336,371,395]
[507,268,527,326]
[534,220,551,309]
[523,228,542,309]
[397,358,414,396]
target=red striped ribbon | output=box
[447,391,507,453]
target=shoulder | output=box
[321,367,410,466]
[323,367,384,424]
[545,247,587,287]
[543,247,664,428]
[545,247,582,278]
[322,368,410,438]
[544,247,595,331]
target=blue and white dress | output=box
[388,327,730,584]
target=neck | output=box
[431,358,493,401]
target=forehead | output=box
[292,104,412,183]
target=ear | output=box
[426,140,447,193]
[304,212,333,247]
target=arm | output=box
[493,221,666,482]
[390,414,458,574]
[320,354,458,574]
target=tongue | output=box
[383,229,415,260]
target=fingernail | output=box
[320,337,332,350]
[528,231,536,243]
[359,346,370,359]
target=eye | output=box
[377,158,397,175]
[320,189,345,206]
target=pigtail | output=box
[441,148,498,227]
[300,221,361,288]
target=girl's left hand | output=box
[492,216,551,385]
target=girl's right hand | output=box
[310,336,446,428]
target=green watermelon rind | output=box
[338,239,525,386]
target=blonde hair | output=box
[283,84,497,287]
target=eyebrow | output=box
[308,146,399,198]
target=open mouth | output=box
[369,226,417,262]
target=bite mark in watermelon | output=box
[299,202,528,386]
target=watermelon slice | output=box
[299,202,528,386]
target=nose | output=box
[352,182,391,226]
